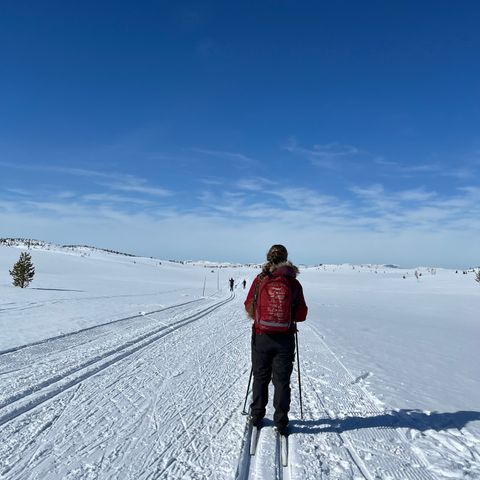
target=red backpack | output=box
[255,275,294,333]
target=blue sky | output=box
[1,1,479,266]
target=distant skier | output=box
[242,279,246,289]
[244,244,308,435]
[229,277,234,292]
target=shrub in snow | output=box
[9,252,36,288]
[475,269,480,284]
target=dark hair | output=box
[267,244,288,263]
[260,244,288,277]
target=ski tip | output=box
[279,433,289,467]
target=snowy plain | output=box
[0,243,479,479]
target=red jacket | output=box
[245,263,308,334]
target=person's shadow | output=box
[291,410,480,434]
[31,287,85,292]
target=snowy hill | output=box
[0,242,479,479]
[0,237,139,258]
[1,238,260,269]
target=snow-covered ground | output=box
[0,244,479,479]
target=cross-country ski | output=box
[249,425,260,456]
[279,431,288,467]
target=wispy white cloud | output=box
[1,160,172,198]
[0,194,177,221]
[236,177,276,191]
[271,187,344,211]
[350,183,480,233]
[2,152,479,266]
[82,193,156,206]
[5,188,30,196]
[350,184,385,199]
[374,158,442,173]
[374,157,477,180]
[188,148,257,165]
[351,185,437,204]
[0,161,129,181]
[2,180,479,266]
[349,184,398,214]
[405,164,442,173]
[396,188,437,202]
[54,191,77,199]
[284,137,362,168]
[459,186,480,198]
[195,179,480,240]
[200,178,224,186]
[99,179,171,197]
[440,167,475,180]
[374,158,397,167]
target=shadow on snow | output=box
[292,410,480,434]
[30,287,85,292]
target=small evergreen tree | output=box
[476,269,480,284]
[9,252,35,288]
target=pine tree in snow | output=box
[9,252,35,288]
[475,269,480,284]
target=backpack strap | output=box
[246,274,266,320]
[252,273,270,318]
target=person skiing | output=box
[244,244,307,435]
[242,279,247,289]
[229,277,234,291]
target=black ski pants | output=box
[250,332,295,429]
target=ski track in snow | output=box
[1,293,479,479]
[0,297,205,356]
[0,288,191,314]
[0,294,233,428]
[291,322,480,480]
[298,323,432,480]
[235,320,479,480]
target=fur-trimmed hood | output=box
[262,260,299,277]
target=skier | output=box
[244,244,307,436]
[242,279,247,289]
[229,277,234,292]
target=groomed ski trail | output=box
[0,296,205,356]
[2,289,478,479]
[288,322,439,479]
[0,294,234,429]
[0,292,254,479]
[235,321,446,480]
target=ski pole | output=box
[241,366,253,415]
[295,330,304,420]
